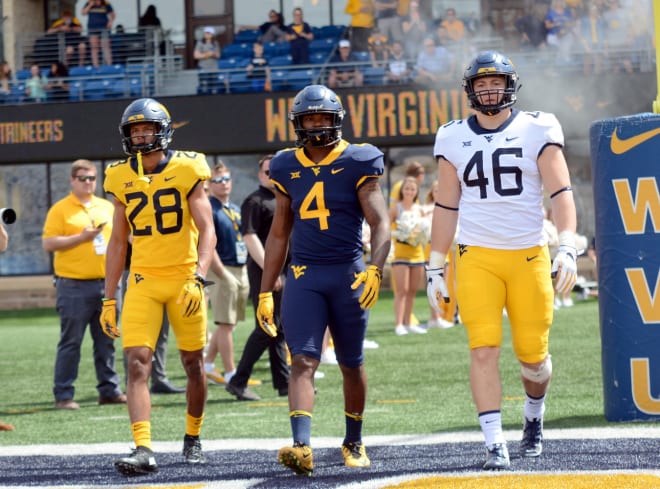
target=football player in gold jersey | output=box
[101,98,216,476]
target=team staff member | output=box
[258,84,391,475]
[42,159,125,411]
[204,161,250,386]
[101,98,216,475]
[426,51,577,470]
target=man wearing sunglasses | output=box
[42,159,125,412]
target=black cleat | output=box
[115,446,159,476]
[520,417,543,457]
[225,381,261,401]
[483,443,510,470]
[183,434,206,464]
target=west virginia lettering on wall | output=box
[0,120,64,144]
[263,89,469,143]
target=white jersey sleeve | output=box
[433,110,564,249]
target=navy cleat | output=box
[115,446,159,476]
[183,434,206,464]
[483,443,510,470]
[520,417,543,457]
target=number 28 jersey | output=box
[104,150,210,277]
[270,140,384,265]
[433,109,564,249]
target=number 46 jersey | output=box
[104,150,211,277]
[433,109,564,250]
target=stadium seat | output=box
[198,71,227,95]
[270,69,288,91]
[287,69,319,90]
[84,79,113,100]
[319,25,346,40]
[69,65,95,77]
[234,29,260,44]
[69,80,84,100]
[352,51,370,62]
[362,66,386,85]
[221,43,252,60]
[269,55,293,67]
[310,38,335,55]
[263,41,290,57]
[228,72,252,93]
[15,69,31,81]
[310,52,330,65]
[110,77,143,98]
[96,64,126,76]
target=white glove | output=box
[426,266,450,315]
[551,244,577,294]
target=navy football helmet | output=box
[288,85,345,147]
[119,98,174,155]
[462,51,519,116]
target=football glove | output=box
[100,298,120,339]
[350,265,382,310]
[176,273,212,318]
[551,244,577,295]
[426,266,450,315]
[256,292,277,337]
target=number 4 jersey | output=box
[270,140,384,265]
[433,109,564,249]
[104,150,211,277]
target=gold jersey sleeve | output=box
[104,150,210,278]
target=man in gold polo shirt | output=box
[42,159,125,410]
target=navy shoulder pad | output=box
[347,143,383,162]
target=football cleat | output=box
[183,434,206,464]
[483,443,510,470]
[278,442,313,476]
[115,446,159,476]
[205,368,225,385]
[520,417,543,457]
[342,441,371,468]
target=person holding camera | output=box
[42,159,125,411]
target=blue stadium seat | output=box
[7,83,25,104]
[15,69,31,81]
[110,77,143,98]
[362,66,386,85]
[310,52,330,65]
[310,38,335,55]
[198,72,227,95]
[319,25,346,40]
[69,65,95,77]
[234,29,260,44]
[69,80,84,100]
[96,64,126,76]
[270,69,288,91]
[84,79,113,100]
[228,72,252,93]
[221,43,252,59]
[269,55,293,67]
[263,41,290,57]
[352,51,371,62]
[287,69,318,90]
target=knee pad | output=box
[521,355,552,384]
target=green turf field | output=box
[0,291,613,446]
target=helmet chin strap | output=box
[134,151,150,190]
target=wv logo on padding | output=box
[291,265,307,279]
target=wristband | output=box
[429,251,446,269]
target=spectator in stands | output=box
[138,4,165,56]
[401,0,429,59]
[439,8,466,43]
[328,39,364,88]
[82,0,115,68]
[515,4,549,51]
[259,10,288,43]
[194,27,221,70]
[25,64,48,103]
[414,35,454,85]
[385,40,413,84]
[286,7,313,64]
[0,61,12,97]
[345,0,375,52]
[373,0,402,44]
[246,41,271,91]
[45,61,69,102]
[47,9,87,67]
[602,0,634,73]
[578,3,606,74]
[544,0,576,64]
[367,28,389,67]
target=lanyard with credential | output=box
[222,204,248,264]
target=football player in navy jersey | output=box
[426,51,577,470]
[257,84,391,475]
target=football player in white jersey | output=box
[426,51,577,470]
